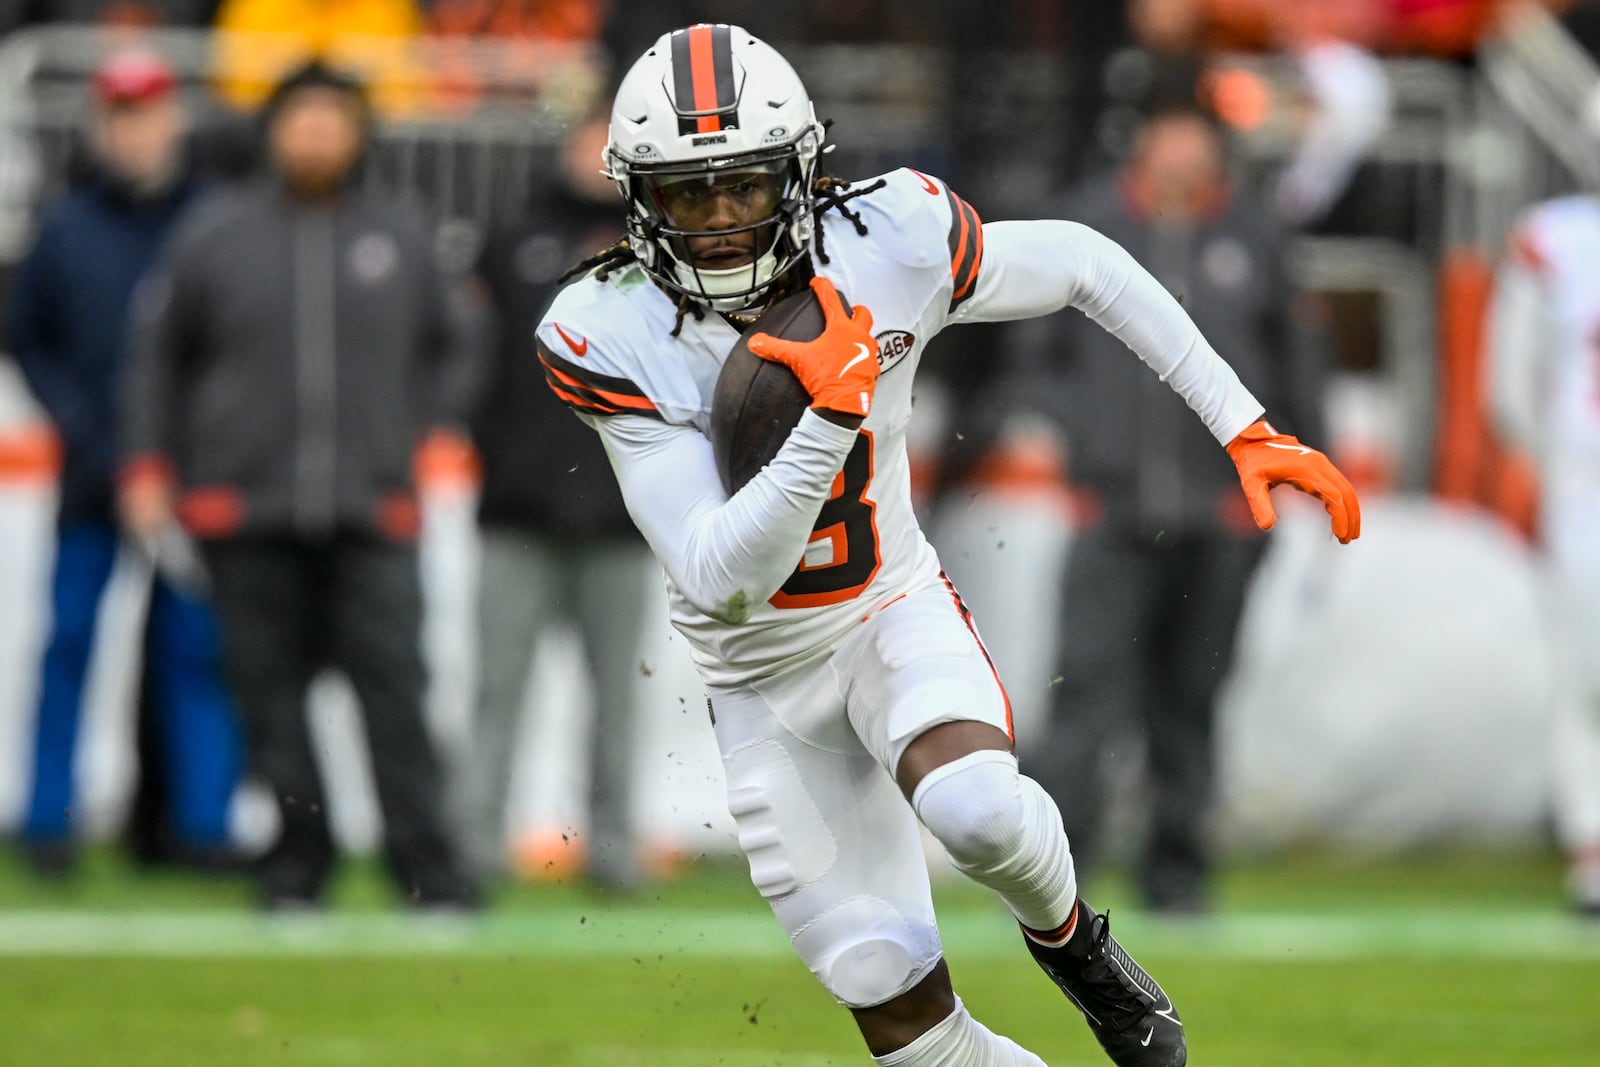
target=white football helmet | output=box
[604,24,825,312]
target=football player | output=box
[536,24,1361,1066]
[1488,197,1600,918]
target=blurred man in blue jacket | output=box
[7,49,240,876]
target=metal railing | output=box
[1479,4,1600,235]
[3,23,1595,494]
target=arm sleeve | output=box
[583,408,859,623]
[1485,257,1548,454]
[951,218,1265,444]
[1272,40,1393,226]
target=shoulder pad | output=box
[846,168,984,312]
[536,278,664,420]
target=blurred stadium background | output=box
[1,2,1600,1064]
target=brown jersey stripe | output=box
[671,23,737,137]
[542,357,658,412]
[542,364,658,416]
[945,188,985,311]
[953,200,984,300]
[545,375,628,416]
[537,340,663,419]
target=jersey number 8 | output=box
[769,431,881,609]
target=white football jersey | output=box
[536,169,977,683]
[1493,196,1600,468]
[536,167,1264,686]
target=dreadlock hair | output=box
[556,171,890,336]
[809,175,886,267]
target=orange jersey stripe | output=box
[944,187,985,310]
[939,570,1014,742]
[545,379,624,415]
[949,201,973,289]
[952,201,984,299]
[541,357,658,412]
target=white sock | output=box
[872,997,1048,1066]
[912,750,1078,935]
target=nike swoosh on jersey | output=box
[1141,1027,1154,1047]
[1263,441,1312,456]
[908,168,939,196]
[554,323,589,357]
[839,343,872,376]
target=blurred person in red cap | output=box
[119,59,484,911]
[7,46,242,878]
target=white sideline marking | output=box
[1,907,1599,960]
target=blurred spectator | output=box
[210,0,424,115]
[119,60,482,909]
[1485,195,1600,917]
[1059,2,1391,226]
[1268,77,1390,232]
[6,48,240,878]
[459,115,653,888]
[1062,0,1209,184]
[1023,104,1327,913]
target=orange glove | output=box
[746,276,879,418]
[1226,418,1361,544]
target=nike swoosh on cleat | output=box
[839,343,872,376]
[1141,1027,1154,1047]
[1263,441,1311,456]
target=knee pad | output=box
[911,750,1078,933]
[720,733,942,1010]
[792,894,944,1009]
[912,749,1028,869]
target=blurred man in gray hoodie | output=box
[120,60,482,910]
[1023,102,1328,914]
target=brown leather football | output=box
[710,286,837,494]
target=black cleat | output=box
[1023,904,1185,1067]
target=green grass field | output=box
[4,848,1599,1066]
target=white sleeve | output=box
[1485,258,1548,455]
[951,218,1265,444]
[582,407,858,623]
[1272,40,1393,226]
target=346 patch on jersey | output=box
[875,330,915,375]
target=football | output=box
[709,285,839,494]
